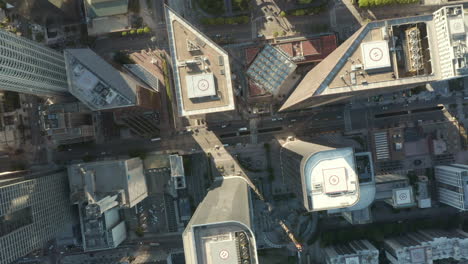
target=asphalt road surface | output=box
[53,92,459,164]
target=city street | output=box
[53,89,463,165]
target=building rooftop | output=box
[182,177,258,264]
[67,158,148,208]
[303,147,360,211]
[387,186,416,208]
[384,229,468,262]
[76,206,127,251]
[273,34,338,64]
[39,102,95,145]
[84,0,128,18]
[323,240,379,264]
[68,158,147,251]
[417,177,431,208]
[280,15,440,111]
[165,6,235,116]
[124,64,160,92]
[86,14,130,36]
[169,154,186,190]
[64,49,140,111]
[433,5,468,79]
[246,45,297,95]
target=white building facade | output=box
[433,5,468,79]
[435,164,468,210]
[0,30,69,96]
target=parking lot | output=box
[136,194,168,234]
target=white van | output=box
[150,137,161,142]
[238,127,248,131]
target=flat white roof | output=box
[449,18,465,35]
[410,247,427,263]
[394,188,413,206]
[206,238,238,264]
[361,41,391,71]
[345,256,360,264]
[186,73,216,98]
[304,148,360,211]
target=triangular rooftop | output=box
[280,14,437,111]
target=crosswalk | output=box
[374,131,390,160]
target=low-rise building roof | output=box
[85,0,129,18]
[246,45,297,96]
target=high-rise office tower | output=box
[0,29,69,96]
[280,5,468,111]
[183,177,258,264]
[435,164,468,210]
[0,169,73,264]
[280,139,361,212]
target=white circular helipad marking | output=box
[329,175,340,185]
[369,47,383,61]
[219,250,229,260]
[197,79,210,91]
[399,193,408,200]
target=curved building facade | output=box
[183,177,258,264]
[280,140,360,212]
[0,29,68,96]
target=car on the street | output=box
[239,127,248,131]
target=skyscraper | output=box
[0,29,69,96]
[0,169,73,264]
[280,139,361,211]
[435,164,468,210]
[182,177,258,264]
[280,5,468,111]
